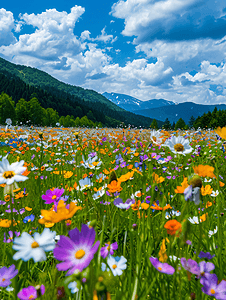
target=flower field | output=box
[0,125,226,299]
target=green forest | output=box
[0,71,163,128]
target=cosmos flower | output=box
[107,255,127,276]
[162,136,193,156]
[181,258,200,275]
[17,285,45,300]
[149,257,175,275]
[41,188,65,205]
[12,228,56,263]
[53,224,100,276]
[0,265,18,287]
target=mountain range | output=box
[102,92,176,112]
[103,92,226,125]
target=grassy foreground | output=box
[0,125,225,300]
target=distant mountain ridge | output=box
[103,92,226,125]
[103,92,175,112]
[135,102,226,124]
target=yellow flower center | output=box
[29,296,34,299]
[3,171,15,179]
[2,278,5,282]
[152,136,157,142]
[31,241,39,248]
[75,249,85,259]
[158,267,162,271]
[210,289,215,294]
[174,143,184,152]
[52,195,57,200]
[112,264,117,269]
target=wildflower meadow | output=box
[0,124,226,300]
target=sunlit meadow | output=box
[0,124,226,300]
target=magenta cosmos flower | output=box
[17,285,45,300]
[41,188,64,205]
[53,224,100,276]
[149,257,175,275]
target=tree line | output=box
[150,106,226,130]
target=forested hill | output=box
[0,57,122,112]
[0,69,164,128]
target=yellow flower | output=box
[64,171,73,179]
[201,185,213,196]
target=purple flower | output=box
[198,261,215,278]
[181,258,200,275]
[100,241,118,258]
[41,188,64,205]
[200,273,226,299]
[114,198,134,209]
[53,224,100,276]
[17,285,45,300]
[149,257,175,275]
[0,265,18,287]
[3,231,20,243]
[199,251,215,260]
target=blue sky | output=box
[0,0,226,104]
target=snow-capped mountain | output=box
[102,92,175,112]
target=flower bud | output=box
[188,175,202,188]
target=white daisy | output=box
[162,136,193,156]
[0,157,28,185]
[188,216,200,224]
[208,226,218,238]
[12,228,56,263]
[150,130,164,145]
[210,190,219,197]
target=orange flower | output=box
[39,200,82,226]
[150,202,163,210]
[0,219,17,227]
[201,185,213,196]
[164,220,182,235]
[141,203,149,210]
[152,172,165,184]
[206,201,212,208]
[107,180,122,194]
[118,171,134,183]
[219,181,225,187]
[175,177,189,193]
[22,169,30,176]
[15,191,25,199]
[215,127,226,140]
[200,213,208,222]
[159,238,169,262]
[193,165,217,179]
[131,200,141,211]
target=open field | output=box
[0,125,225,299]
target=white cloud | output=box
[0,8,17,45]
[0,6,85,64]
